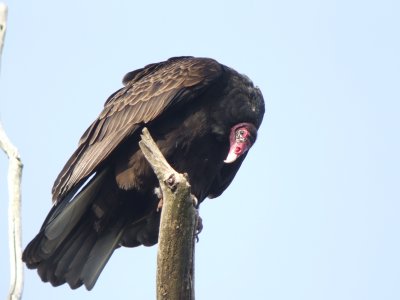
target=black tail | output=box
[22,169,125,290]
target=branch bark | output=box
[139,127,197,300]
[0,4,24,300]
[0,122,24,300]
[0,3,7,68]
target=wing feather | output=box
[52,57,223,202]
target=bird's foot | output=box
[191,194,198,207]
[190,194,203,241]
[157,199,163,212]
[154,187,163,212]
[195,210,203,242]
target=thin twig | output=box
[0,122,24,300]
[0,3,25,300]
[0,3,7,69]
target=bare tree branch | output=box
[139,127,197,300]
[0,122,24,300]
[0,3,7,68]
[0,3,24,300]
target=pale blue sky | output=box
[1,0,399,299]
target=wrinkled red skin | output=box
[224,123,257,163]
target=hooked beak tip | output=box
[224,152,238,164]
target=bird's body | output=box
[22,56,265,290]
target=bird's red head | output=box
[224,123,257,163]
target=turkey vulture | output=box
[22,56,265,290]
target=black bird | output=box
[22,56,265,290]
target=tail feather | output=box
[23,170,108,267]
[45,170,108,241]
[64,226,98,289]
[22,168,126,290]
[53,217,94,282]
[81,222,125,290]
